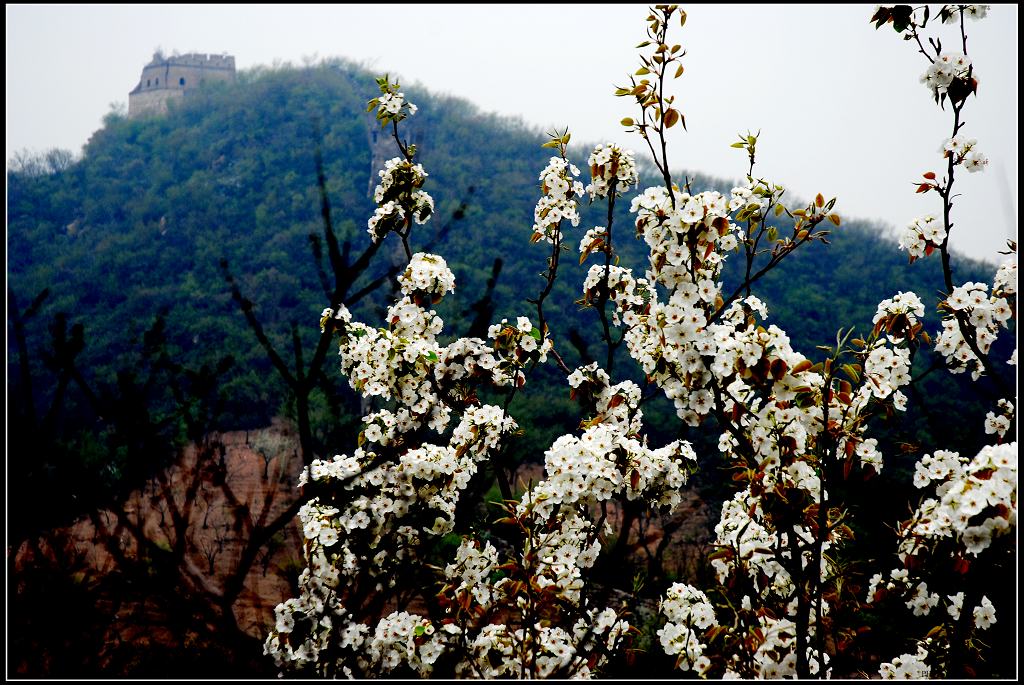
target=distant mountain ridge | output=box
[7,58,998,449]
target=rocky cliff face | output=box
[11,419,714,676]
[11,420,305,677]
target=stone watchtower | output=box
[128,52,236,118]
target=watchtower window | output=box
[146,79,151,87]
[155,78,159,86]
[179,77,186,86]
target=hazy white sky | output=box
[6,4,1018,262]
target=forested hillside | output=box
[7,59,1003,530]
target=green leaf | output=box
[842,363,860,383]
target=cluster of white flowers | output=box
[898,214,945,259]
[728,181,770,216]
[368,77,418,125]
[400,252,455,299]
[302,406,514,552]
[584,173,920,678]
[367,201,404,242]
[650,296,915,678]
[941,4,990,23]
[373,157,428,204]
[942,135,988,173]
[876,288,925,331]
[745,614,828,679]
[581,263,647,326]
[608,185,798,440]
[934,277,1014,380]
[631,184,743,290]
[992,253,1016,298]
[486,316,554,387]
[658,583,717,675]
[586,143,639,199]
[320,303,353,332]
[965,152,988,173]
[576,173,915,679]
[367,158,434,241]
[654,605,828,680]
[706,471,848,675]
[265,593,354,673]
[267,231,561,676]
[585,181,745,427]
[578,226,608,262]
[868,568,999,633]
[864,342,913,400]
[455,612,629,679]
[485,361,692,619]
[571,607,632,672]
[973,595,997,629]
[906,580,941,616]
[376,91,418,117]
[532,156,585,244]
[527,511,601,603]
[439,507,629,675]
[363,90,434,242]
[267,2,1015,674]
[444,518,630,676]
[444,539,499,607]
[879,646,932,680]
[364,611,446,676]
[984,398,1014,438]
[873,7,1014,678]
[711,490,805,597]
[272,128,670,675]
[468,625,576,678]
[334,297,442,406]
[874,291,926,331]
[269,414,524,674]
[920,51,973,98]
[899,441,1016,557]
[529,364,696,520]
